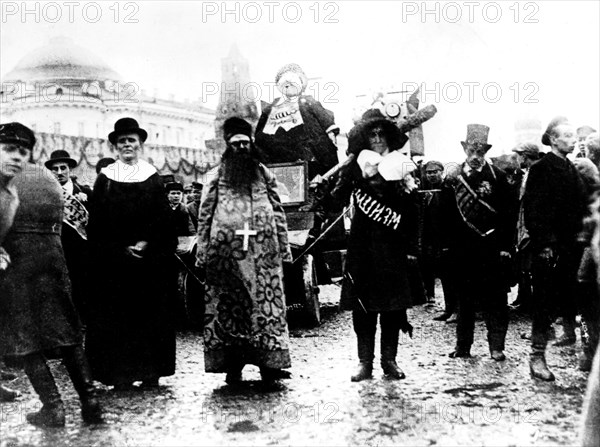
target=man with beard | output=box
[45,150,92,323]
[196,117,293,384]
[524,117,587,380]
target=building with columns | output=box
[0,36,217,184]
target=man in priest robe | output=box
[196,117,293,384]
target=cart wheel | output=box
[302,254,321,326]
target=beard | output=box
[221,144,262,192]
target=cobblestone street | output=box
[0,285,590,446]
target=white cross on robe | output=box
[235,222,258,252]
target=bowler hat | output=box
[0,122,36,149]
[108,117,148,145]
[222,117,252,141]
[45,149,77,169]
[461,124,492,151]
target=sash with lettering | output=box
[62,190,89,240]
[352,187,403,230]
[453,174,497,237]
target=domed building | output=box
[1,36,217,184]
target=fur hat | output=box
[542,116,569,146]
[347,109,409,156]
[222,117,252,141]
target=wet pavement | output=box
[0,284,590,446]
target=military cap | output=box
[0,122,36,149]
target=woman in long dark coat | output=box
[0,122,102,427]
[86,118,177,389]
[329,110,419,382]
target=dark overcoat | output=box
[0,164,82,357]
[331,164,419,312]
[523,152,586,252]
[85,170,177,385]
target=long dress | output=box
[197,164,293,372]
[0,164,82,357]
[85,159,177,385]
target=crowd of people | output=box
[0,62,598,444]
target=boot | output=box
[380,325,405,380]
[0,384,20,402]
[23,354,66,427]
[351,333,374,382]
[554,318,576,346]
[529,351,555,381]
[63,346,103,424]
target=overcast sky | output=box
[1,1,599,161]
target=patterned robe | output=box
[197,164,292,372]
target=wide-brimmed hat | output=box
[45,149,77,169]
[108,117,148,145]
[347,109,409,156]
[461,124,492,151]
[0,122,36,149]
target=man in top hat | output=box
[441,124,513,361]
[523,116,587,380]
[510,143,542,312]
[45,150,92,322]
[196,116,293,384]
[165,182,195,236]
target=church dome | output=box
[3,36,122,83]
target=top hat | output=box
[222,117,253,141]
[461,124,492,151]
[45,149,77,169]
[0,122,36,149]
[108,117,148,145]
